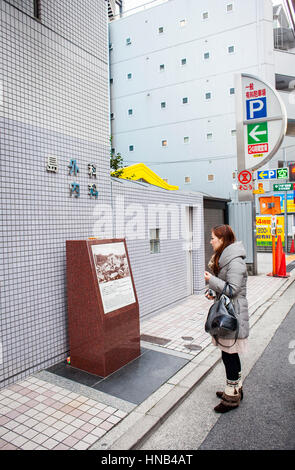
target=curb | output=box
[89,275,295,451]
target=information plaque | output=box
[66,239,140,377]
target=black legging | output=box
[222,351,241,381]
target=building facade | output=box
[109,0,295,199]
[0,0,205,388]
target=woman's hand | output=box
[204,271,212,282]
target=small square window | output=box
[228,45,235,54]
[231,129,236,136]
[110,113,114,120]
[227,3,233,12]
[161,101,166,109]
[128,109,133,116]
[204,52,210,60]
[181,58,187,66]
[208,174,215,182]
[232,172,236,179]
[205,92,212,100]
[150,229,160,254]
[185,176,191,184]
[162,140,168,147]
[182,97,188,104]
[110,78,113,84]
[160,64,165,71]
[184,136,190,144]
[126,37,131,45]
[180,19,187,27]
[129,145,134,151]
[206,133,213,140]
[158,26,164,34]
[202,12,209,20]
[230,87,235,95]
[127,73,132,80]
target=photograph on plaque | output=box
[91,242,136,314]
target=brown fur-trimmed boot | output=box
[214,380,241,413]
[216,387,243,400]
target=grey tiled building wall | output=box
[108,179,205,318]
[0,0,205,389]
[0,0,110,388]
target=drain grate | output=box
[184,344,202,351]
[140,334,171,346]
[287,261,295,273]
[182,336,194,341]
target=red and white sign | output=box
[248,143,269,154]
[238,170,252,185]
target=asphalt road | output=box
[138,299,295,451]
[199,303,295,450]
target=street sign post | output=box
[235,73,287,200]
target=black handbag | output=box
[205,282,239,348]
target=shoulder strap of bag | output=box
[222,282,233,298]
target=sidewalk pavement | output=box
[0,269,294,450]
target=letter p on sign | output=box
[246,97,267,120]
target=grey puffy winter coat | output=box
[208,241,249,339]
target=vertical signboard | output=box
[235,73,287,202]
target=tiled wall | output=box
[108,179,205,317]
[0,0,110,388]
[0,0,205,389]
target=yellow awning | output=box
[112,163,179,191]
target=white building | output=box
[109,0,295,199]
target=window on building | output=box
[158,26,164,34]
[231,129,237,136]
[180,19,187,27]
[34,0,41,20]
[184,136,190,144]
[232,172,236,179]
[277,160,284,168]
[161,101,166,109]
[185,176,191,184]
[110,113,114,120]
[162,140,168,147]
[202,12,209,20]
[128,109,133,116]
[226,3,234,13]
[208,174,215,182]
[206,132,213,140]
[204,52,210,60]
[126,37,132,45]
[129,145,134,152]
[182,97,188,104]
[160,64,165,72]
[181,58,187,66]
[150,229,160,254]
[228,45,235,54]
[230,87,235,95]
[205,92,212,100]
[110,78,113,84]
[127,73,132,80]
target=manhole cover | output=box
[184,344,202,351]
[140,334,171,346]
[182,336,194,341]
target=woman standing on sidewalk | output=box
[204,224,249,414]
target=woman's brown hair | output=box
[210,224,236,276]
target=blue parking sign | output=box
[246,97,267,120]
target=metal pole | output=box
[252,175,258,275]
[283,148,288,253]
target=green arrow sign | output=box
[276,168,289,179]
[247,122,268,144]
[273,183,294,191]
